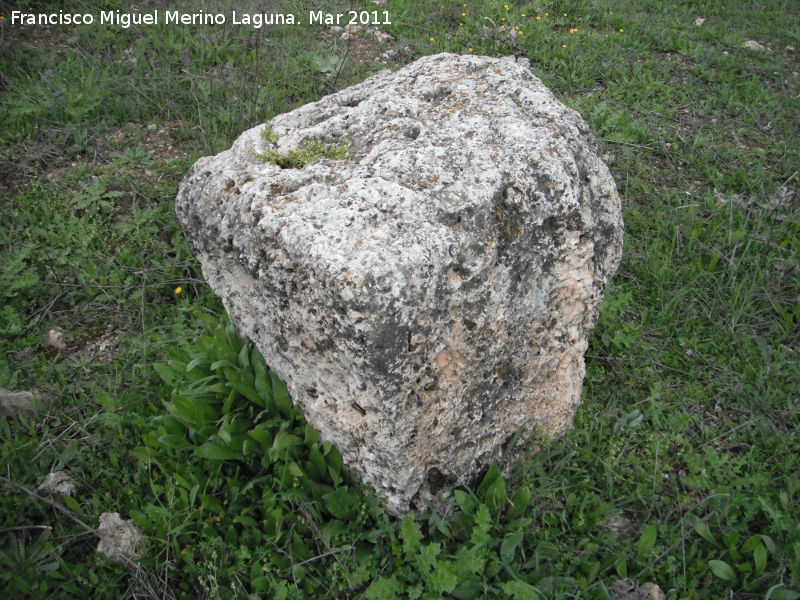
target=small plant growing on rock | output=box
[261,125,280,144]
[255,124,351,168]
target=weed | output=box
[138,314,541,597]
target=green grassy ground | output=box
[1,0,798,598]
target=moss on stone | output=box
[255,125,351,168]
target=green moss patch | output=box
[255,125,351,168]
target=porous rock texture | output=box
[176,53,623,516]
[96,512,143,565]
[38,471,77,496]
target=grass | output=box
[0,0,798,598]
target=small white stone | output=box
[372,30,393,43]
[38,471,77,496]
[742,40,766,51]
[47,329,66,350]
[0,388,52,419]
[97,512,143,565]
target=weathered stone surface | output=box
[47,329,66,350]
[613,580,667,600]
[176,53,623,515]
[96,512,143,565]
[38,471,77,496]
[0,387,53,419]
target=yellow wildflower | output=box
[462,12,466,16]
[619,28,624,32]
[430,36,435,41]
[521,13,526,17]
[175,286,183,295]
[536,15,541,20]
[468,47,473,51]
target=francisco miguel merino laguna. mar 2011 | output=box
[9,9,392,28]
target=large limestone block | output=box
[176,53,623,515]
